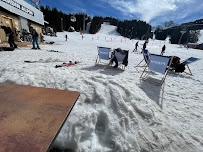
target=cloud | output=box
[60,0,87,13]
[100,0,194,23]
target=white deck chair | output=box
[96,46,112,64]
[140,54,173,86]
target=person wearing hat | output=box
[0,24,18,48]
[30,26,40,49]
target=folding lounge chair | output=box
[181,57,200,76]
[135,49,150,68]
[140,54,173,86]
[112,49,129,70]
[96,46,112,64]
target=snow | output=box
[0,23,203,152]
[198,30,203,44]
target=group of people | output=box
[133,40,166,56]
[133,41,147,53]
[0,24,40,49]
[132,40,185,72]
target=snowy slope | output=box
[0,23,203,152]
[97,22,120,36]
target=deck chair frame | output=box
[140,54,173,86]
[96,46,112,65]
[181,57,200,76]
[135,49,150,68]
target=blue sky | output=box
[41,0,203,26]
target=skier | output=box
[141,41,147,53]
[65,34,68,41]
[30,26,40,49]
[133,41,139,52]
[161,44,166,56]
[0,24,18,48]
[143,41,147,50]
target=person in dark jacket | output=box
[141,41,147,53]
[65,34,68,41]
[161,44,166,56]
[110,48,128,68]
[30,26,40,49]
[133,41,139,52]
[0,25,18,48]
[143,41,147,50]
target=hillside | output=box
[97,22,120,36]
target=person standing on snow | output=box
[143,41,147,50]
[161,44,166,56]
[141,41,147,53]
[0,24,18,48]
[65,34,68,41]
[133,41,139,52]
[30,26,40,49]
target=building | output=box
[0,0,44,43]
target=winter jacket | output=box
[1,26,13,36]
[31,29,39,39]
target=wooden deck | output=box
[0,83,80,152]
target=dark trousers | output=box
[8,35,17,48]
[32,38,40,49]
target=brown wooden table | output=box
[0,83,80,152]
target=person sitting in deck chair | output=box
[110,48,128,68]
[171,56,185,72]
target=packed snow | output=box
[0,23,203,152]
[198,30,203,44]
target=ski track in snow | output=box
[0,24,203,152]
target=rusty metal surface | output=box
[0,83,80,152]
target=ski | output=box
[55,61,81,68]
[24,61,38,63]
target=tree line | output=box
[89,16,152,40]
[40,6,91,32]
[40,5,152,39]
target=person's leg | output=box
[11,35,18,48]
[112,56,118,68]
[8,36,14,47]
[13,41,18,48]
[36,39,40,49]
[32,39,36,48]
